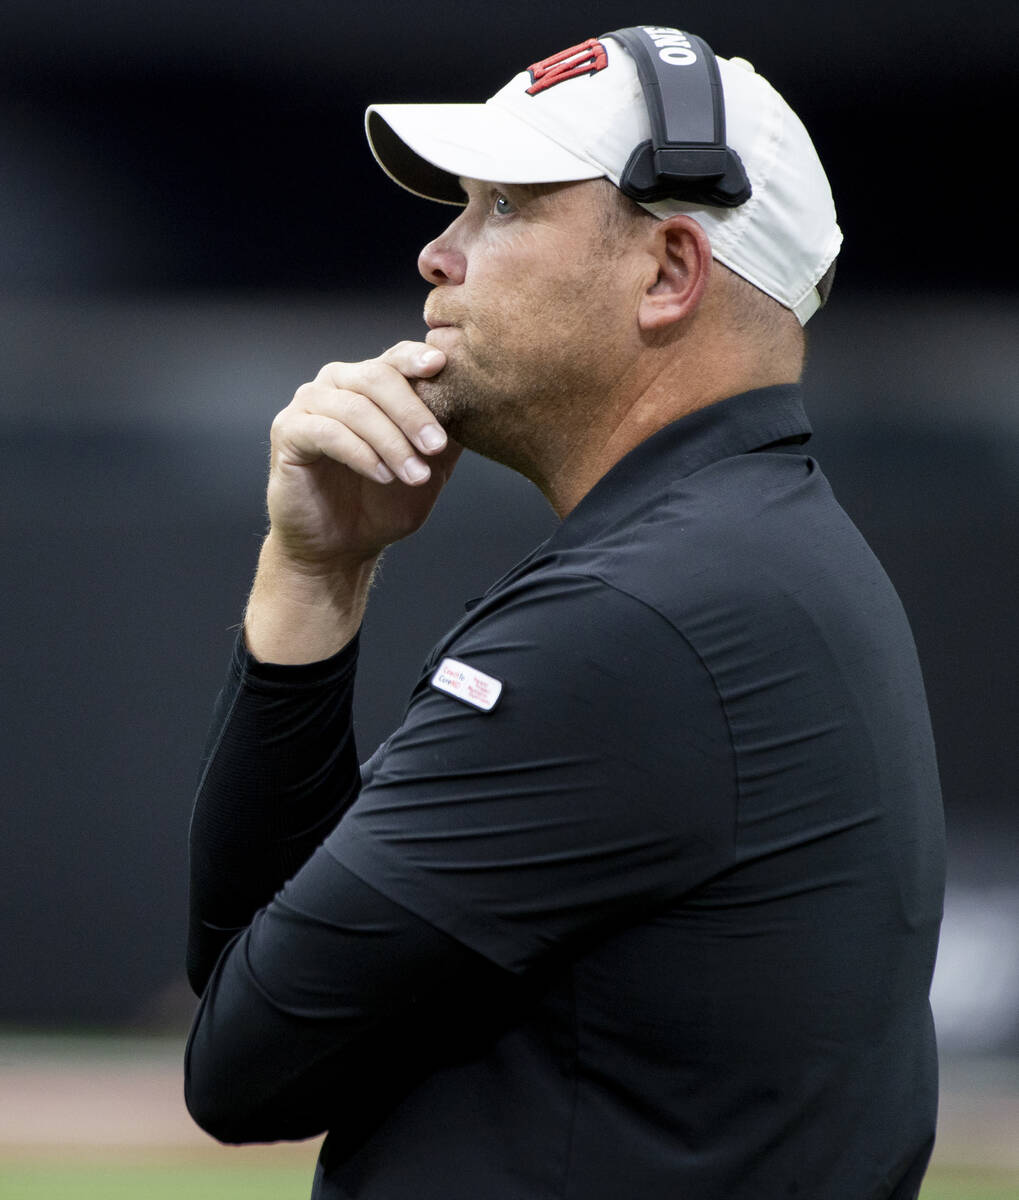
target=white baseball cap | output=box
[366,27,842,324]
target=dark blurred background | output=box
[2,1,1017,1054]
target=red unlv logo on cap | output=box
[526,38,608,95]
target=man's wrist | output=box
[243,533,380,665]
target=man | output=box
[185,25,945,1199]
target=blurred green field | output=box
[0,1162,308,1200]
[921,1170,1019,1200]
[1,1163,1018,1199]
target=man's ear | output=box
[637,215,713,331]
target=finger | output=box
[328,388,436,484]
[278,390,437,486]
[379,340,447,380]
[291,383,436,485]
[317,352,448,457]
[314,343,442,387]
[273,409,404,485]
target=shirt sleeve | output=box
[186,631,364,994]
[185,849,516,1146]
[328,573,735,973]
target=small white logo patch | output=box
[430,658,503,712]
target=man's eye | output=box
[492,193,515,216]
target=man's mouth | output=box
[424,303,462,348]
[424,311,457,330]
[424,292,464,329]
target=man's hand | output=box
[244,342,462,664]
[267,342,460,565]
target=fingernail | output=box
[419,349,444,368]
[418,424,447,451]
[402,457,430,483]
[375,462,396,484]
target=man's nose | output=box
[418,234,467,285]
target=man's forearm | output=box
[187,629,363,994]
[243,532,378,665]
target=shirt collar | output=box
[469,384,811,608]
[550,383,811,546]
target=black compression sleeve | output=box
[186,631,362,994]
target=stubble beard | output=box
[412,348,537,473]
[412,358,481,441]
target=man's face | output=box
[414,178,643,474]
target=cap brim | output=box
[365,103,602,204]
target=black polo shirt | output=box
[186,384,945,1199]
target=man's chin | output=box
[417,372,508,462]
[413,373,469,436]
